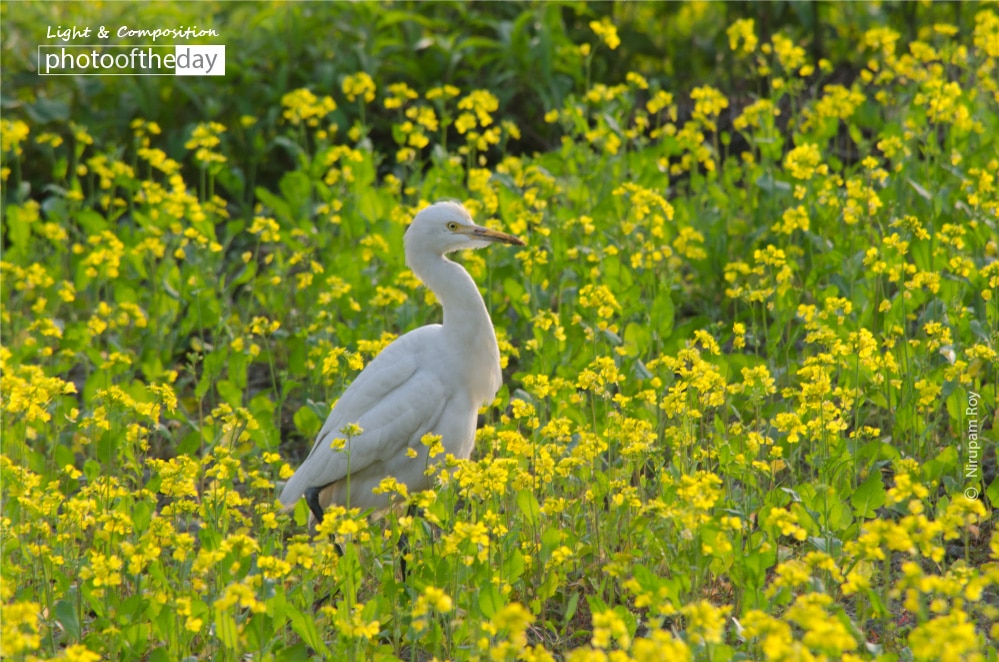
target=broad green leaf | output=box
[563,591,580,625]
[255,185,291,222]
[286,605,330,657]
[540,526,562,561]
[195,347,228,399]
[293,404,323,438]
[986,477,999,506]
[131,499,153,532]
[851,472,886,519]
[278,170,312,222]
[275,644,312,661]
[214,609,239,651]
[478,583,503,619]
[229,351,250,390]
[54,599,81,642]
[652,288,675,339]
[216,379,244,410]
[5,203,32,255]
[623,322,650,357]
[516,489,540,527]
[922,445,958,484]
[501,548,525,582]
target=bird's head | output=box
[405,201,524,259]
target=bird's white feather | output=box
[280,328,444,507]
[279,201,522,516]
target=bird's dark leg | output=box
[304,486,325,524]
[306,486,344,612]
[395,499,463,580]
[305,485,343,557]
[398,503,421,581]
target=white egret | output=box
[280,201,524,526]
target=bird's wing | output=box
[279,328,449,507]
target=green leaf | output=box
[586,594,609,615]
[540,526,562,562]
[195,348,228,399]
[146,648,170,662]
[516,489,540,527]
[255,185,291,222]
[229,351,250,390]
[287,335,309,377]
[216,380,244,410]
[214,609,239,651]
[231,260,258,287]
[855,439,900,465]
[293,500,310,527]
[76,208,108,235]
[501,548,525,582]
[275,644,312,662]
[503,277,527,317]
[851,472,886,519]
[744,545,776,586]
[286,605,330,656]
[563,591,580,626]
[293,404,322,438]
[123,621,149,651]
[986,477,999,506]
[5,204,32,256]
[250,392,280,448]
[53,599,81,642]
[623,322,650,357]
[131,499,153,532]
[54,444,76,476]
[652,288,675,340]
[478,583,503,619]
[922,445,957,484]
[83,459,101,483]
[278,170,312,222]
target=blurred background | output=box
[2,1,974,211]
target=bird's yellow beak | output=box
[463,225,526,246]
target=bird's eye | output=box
[446,221,459,231]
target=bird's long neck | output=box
[413,254,495,345]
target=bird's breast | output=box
[434,323,502,405]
